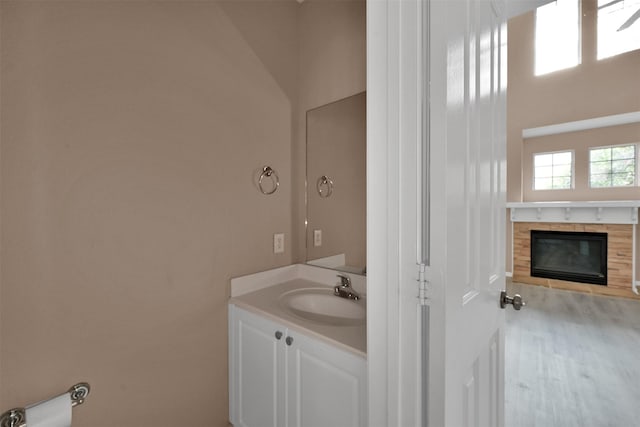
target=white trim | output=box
[505,272,513,278]
[633,225,638,295]
[510,219,514,280]
[507,201,640,224]
[367,0,393,424]
[587,143,638,189]
[368,0,424,424]
[506,201,640,208]
[532,149,575,191]
[522,111,640,139]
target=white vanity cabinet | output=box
[229,304,367,427]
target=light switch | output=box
[274,233,285,254]
[313,229,322,247]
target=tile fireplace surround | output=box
[507,201,640,299]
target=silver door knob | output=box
[500,290,525,310]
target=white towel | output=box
[25,393,72,427]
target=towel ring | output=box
[316,175,334,198]
[258,166,279,195]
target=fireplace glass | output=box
[530,230,608,285]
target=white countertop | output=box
[230,278,366,358]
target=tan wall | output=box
[219,1,299,102]
[0,1,297,425]
[521,124,640,201]
[293,0,366,265]
[506,1,640,276]
[507,2,640,203]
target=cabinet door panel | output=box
[287,333,367,427]
[230,306,285,427]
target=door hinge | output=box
[417,263,429,306]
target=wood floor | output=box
[505,281,640,427]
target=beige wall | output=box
[506,0,640,276]
[521,124,640,201]
[219,1,299,102]
[507,2,640,202]
[293,0,366,264]
[0,1,297,425]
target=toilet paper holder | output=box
[0,382,90,427]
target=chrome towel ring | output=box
[316,175,334,198]
[258,166,279,195]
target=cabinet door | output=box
[286,331,367,427]
[229,305,286,427]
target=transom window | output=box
[534,151,574,190]
[589,144,637,187]
[535,0,581,75]
[597,0,640,60]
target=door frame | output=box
[366,1,550,425]
[367,0,424,425]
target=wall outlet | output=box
[274,233,285,254]
[313,229,322,247]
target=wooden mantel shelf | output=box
[506,201,640,224]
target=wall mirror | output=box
[305,92,366,275]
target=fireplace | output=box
[530,230,608,286]
[508,203,636,296]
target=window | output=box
[534,151,574,190]
[597,0,640,60]
[589,144,637,187]
[535,0,581,75]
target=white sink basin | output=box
[279,287,366,326]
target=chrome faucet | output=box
[334,274,360,301]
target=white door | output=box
[428,0,508,424]
[367,0,538,426]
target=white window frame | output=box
[533,149,575,190]
[588,143,638,188]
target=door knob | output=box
[500,290,525,310]
[275,331,283,340]
[285,336,294,346]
